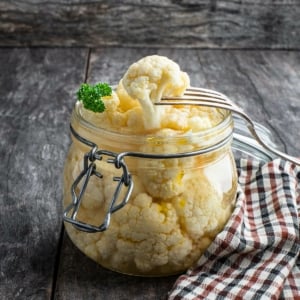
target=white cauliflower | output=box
[138,163,185,199]
[63,55,237,276]
[172,171,233,241]
[121,55,190,129]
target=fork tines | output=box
[157,87,236,111]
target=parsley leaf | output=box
[77,82,112,113]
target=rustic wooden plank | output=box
[55,48,300,300]
[233,50,300,157]
[1,47,297,300]
[0,48,88,299]
[0,0,299,49]
[55,236,177,300]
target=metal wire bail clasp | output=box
[63,126,134,233]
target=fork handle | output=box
[247,124,300,166]
[232,109,300,166]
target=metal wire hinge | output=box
[63,141,134,233]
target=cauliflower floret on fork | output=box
[121,55,190,129]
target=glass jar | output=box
[63,102,238,276]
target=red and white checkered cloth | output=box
[168,159,300,300]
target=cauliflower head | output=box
[122,55,190,129]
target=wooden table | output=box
[1,47,299,300]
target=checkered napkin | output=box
[168,159,300,300]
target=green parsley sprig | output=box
[77,82,112,113]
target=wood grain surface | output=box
[0,47,299,300]
[0,0,299,49]
[0,48,88,299]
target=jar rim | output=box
[72,101,233,144]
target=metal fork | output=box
[156,87,300,166]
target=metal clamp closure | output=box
[63,126,133,233]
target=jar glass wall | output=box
[63,103,238,276]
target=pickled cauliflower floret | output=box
[121,55,190,129]
[64,55,237,275]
